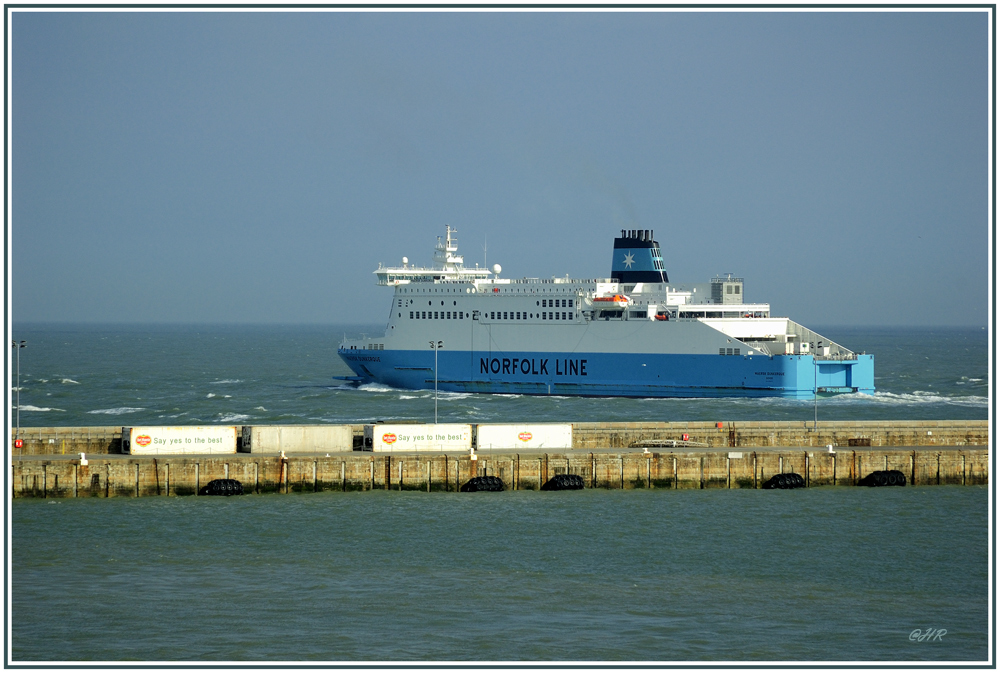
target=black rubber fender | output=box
[860,470,905,487]
[460,476,505,492]
[199,478,244,496]
[541,474,585,491]
[763,473,804,490]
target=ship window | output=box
[398,313,401,318]
[516,312,520,320]
[428,301,432,306]
[720,348,726,355]
[410,312,413,319]
[536,301,540,306]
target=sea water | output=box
[11,487,988,662]
[7,324,989,426]
[8,323,991,662]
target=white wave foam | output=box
[206,393,216,398]
[209,379,243,385]
[36,379,48,383]
[60,378,80,385]
[20,404,64,412]
[87,407,146,416]
[399,395,419,400]
[438,391,473,400]
[867,391,988,408]
[254,406,266,411]
[87,407,146,415]
[217,413,251,423]
[358,383,398,393]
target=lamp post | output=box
[429,340,443,424]
[11,340,25,440]
[813,357,818,431]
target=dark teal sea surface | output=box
[11,487,989,662]
[8,324,992,662]
[7,324,990,426]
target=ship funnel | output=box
[610,229,668,284]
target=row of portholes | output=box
[397,287,584,295]
[399,288,473,293]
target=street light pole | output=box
[813,358,818,431]
[12,340,25,440]
[430,340,443,424]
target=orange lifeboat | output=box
[593,294,630,308]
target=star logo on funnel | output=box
[623,252,635,268]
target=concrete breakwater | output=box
[12,447,989,498]
[9,420,990,456]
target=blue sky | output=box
[10,10,990,326]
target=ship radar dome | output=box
[492,264,502,275]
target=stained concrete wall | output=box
[570,420,989,449]
[12,448,989,498]
[10,427,123,456]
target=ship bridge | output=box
[375,226,493,286]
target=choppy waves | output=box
[10,325,987,425]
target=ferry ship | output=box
[337,227,874,399]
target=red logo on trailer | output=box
[682,433,689,442]
[13,439,22,449]
[518,432,532,442]
[382,433,397,444]
[136,435,152,447]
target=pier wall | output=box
[9,420,990,456]
[571,420,989,449]
[11,447,989,498]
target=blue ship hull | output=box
[339,349,875,400]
